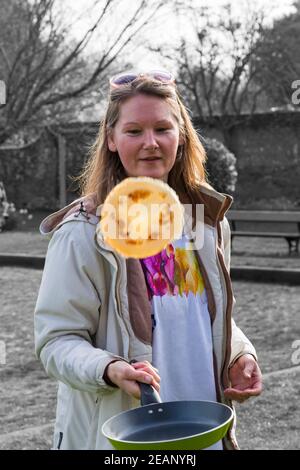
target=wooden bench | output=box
[227,210,300,254]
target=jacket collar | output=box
[95,182,233,238]
[177,183,233,228]
[39,183,233,247]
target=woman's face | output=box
[107,94,183,182]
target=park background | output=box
[0,0,300,450]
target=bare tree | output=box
[149,2,270,143]
[0,0,164,145]
[251,1,300,109]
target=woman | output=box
[34,71,262,450]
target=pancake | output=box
[97,177,184,258]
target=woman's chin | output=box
[127,170,168,182]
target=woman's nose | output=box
[143,131,159,149]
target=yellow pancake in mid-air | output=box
[97,177,184,258]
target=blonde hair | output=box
[76,77,207,204]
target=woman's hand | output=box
[106,360,160,399]
[224,354,263,403]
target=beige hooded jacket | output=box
[34,184,257,450]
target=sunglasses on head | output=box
[109,70,175,88]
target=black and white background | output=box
[0,0,299,451]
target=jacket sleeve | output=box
[221,216,258,365]
[34,223,125,394]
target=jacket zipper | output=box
[195,231,237,450]
[57,432,63,450]
[216,245,239,450]
[194,229,231,398]
[216,247,230,391]
[95,231,133,360]
[96,232,123,320]
[111,251,132,343]
[216,227,238,450]
[193,249,223,398]
[216,244,234,389]
[111,253,123,318]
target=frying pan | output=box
[102,383,233,450]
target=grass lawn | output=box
[0,266,299,450]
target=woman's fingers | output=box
[132,370,160,392]
[143,378,160,393]
[131,362,160,383]
[109,361,161,399]
[133,366,160,383]
[122,370,160,398]
[125,365,160,390]
[223,387,260,402]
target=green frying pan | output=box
[102,383,233,450]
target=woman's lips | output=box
[140,157,162,161]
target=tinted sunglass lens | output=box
[113,74,137,85]
[111,71,173,86]
[151,72,173,82]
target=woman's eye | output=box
[127,129,140,134]
[156,128,168,132]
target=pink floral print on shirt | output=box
[140,242,205,299]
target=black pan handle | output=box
[130,359,162,406]
[139,382,162,406]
